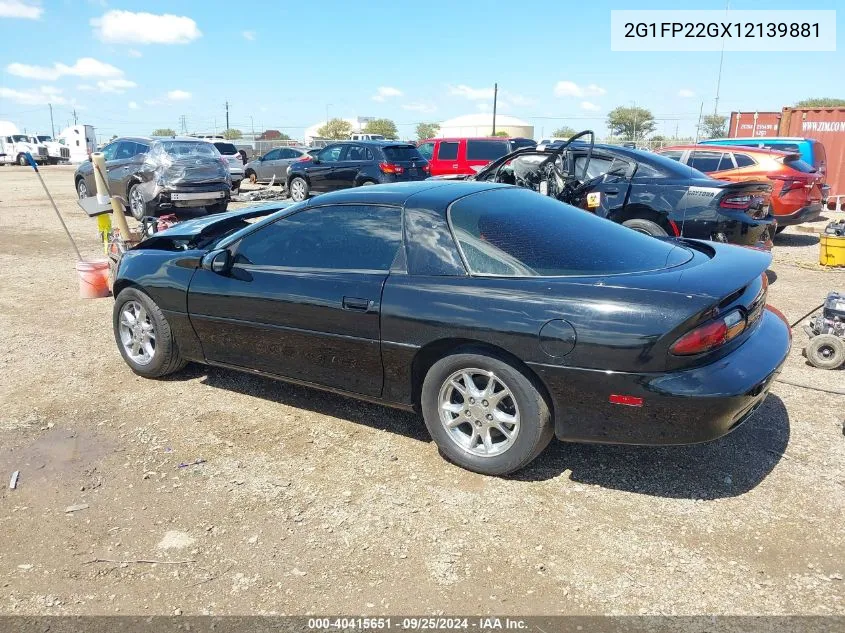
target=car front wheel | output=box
[113,288,186,378]
[128,183,147,220]
[420,351,553,476]
[289,176,309,202]
[76,178,89,200]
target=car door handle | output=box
[452,164,459,169]
[604,188,619,195]
[342,296,373,312]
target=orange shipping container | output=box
[780,107,845,198]
[728,111,781,138]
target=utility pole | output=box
[631,101,638,143]
[72,108,78,125]
[249,115,255,138]
[491,83,498,135]
[48,103,55,138]
[225,101,230,130]
[714,0,730,115]
[179,115,187,134]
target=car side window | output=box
[101,142,118,161]
[233,205,402,271]
[318,146,344,162]
[364,147,375,161]
[437,142,459,161]
[115,142,135,160]
[263,149,281,161]
[417,142,434,160]
[688,151,726,173]
[732,153,756,168]
[346,144,367,161]
[659,150,684,162]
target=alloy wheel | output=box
[438,368,520,457]
[290,179,306,201]
[130,187,145,219]
[77,180,88,200]
[118,300,156,365]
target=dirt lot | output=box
[0,165,843,616]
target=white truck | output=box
[31,134,71,164]
[0,134,49,165]
[57,125,96,163]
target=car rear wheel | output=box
[247,170,257,184]
[622,218,668,237]
[76,178,89,200]
[806,334,845,370]
[360,180,377,186]
[289,176,309,202]
[128,183,147,220]
[420,352,552,476]
[113,288,186,378]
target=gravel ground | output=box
[0,165,843,616]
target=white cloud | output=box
[476,103,491,112]
[678,88,695,98]
[554,81,606,98]
[128,49,143,58]
[97,78,137,93]
[580,101,601,111]
[0,0,42,19]
[450,84,494,100]
[503,92,534,107]
[242,30,255,41]
[402,102,437,114]
[167,89,191,101]
[91,10,201,44]
[372,86,403,102]
[0,86,67,105]
[128,101,139,109]
[7,57,123,81]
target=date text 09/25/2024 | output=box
[307,617,529,630]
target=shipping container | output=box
[728,111,781,138]
[781,107,845,199]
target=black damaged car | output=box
[111,181,790,476]
[466,131,778,249]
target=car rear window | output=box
[761,142,800,153]
[382,145,423,161]
[733,153,756,167]
[448,188,691,277]
[158,141,217,157]
[466,140,510,161]
[783,156,816,173]
[213,142,238,155]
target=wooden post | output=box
[91,152,131,238]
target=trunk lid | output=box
[159,157,227,185]
[381,145,429,181]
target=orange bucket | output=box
[75,259,111,299]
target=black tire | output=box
[359,180,377,186]
[206,201,229,214]
[420,351,553,476]
[775,226,787,234]
[288,176,310,202]
[806,334,845,370]
[17,153,27,166]
[622,218,668,237]
[76,178,89,200]
[246,170,257,184]
[113,287,187,378]
[128,183,147,220]
[231,179,242,192]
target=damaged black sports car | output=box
[463,131,777,249]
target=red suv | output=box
[417,137,513,176]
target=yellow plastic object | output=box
[97,213,112,254]
[820,234,845,267]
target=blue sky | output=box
[0,0,841,143]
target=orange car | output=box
[657,145,824,231]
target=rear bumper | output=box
[152,183,231,211]
[774,202,823,227]
[531,307,791,446]
[682,211,776,250]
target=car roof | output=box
[325,140,413,146]
[113,136,152,143]
[302,180,509,211]
[701,137,814,143]
[420,137,514,142]
[659,144,790,156]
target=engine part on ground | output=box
[803,292,845,369]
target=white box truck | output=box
[57,124,96,163]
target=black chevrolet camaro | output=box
[112,181,791,475]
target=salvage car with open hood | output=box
[458,131,777,249]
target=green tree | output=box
[317,118,353,140]
[795,98,845,107]
[416,122,439,140]
[699,114,728,139]
[152,128,176,136]
[606,106,655,141]
[552,126,576,138]
[223,128,242,140]
[492,130,509,137]
[363,118,398,139]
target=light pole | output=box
[326,104,332,124]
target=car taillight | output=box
[422,163,430,174]
[769,174,808,194]
[298,155,312,162]
[670,309,746,355]
[719,194,753,210]
[379,162,404,174]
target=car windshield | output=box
[37,135,52,142]
[449,188,691,277]
[157,141,218,157]
[213,142,238,155]
[11,135,29,142]
[382,145,423,161]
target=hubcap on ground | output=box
[118,300,156,365]
[438,368,520,457]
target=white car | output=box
[210,141,245,190]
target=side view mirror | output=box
[202,249,232,274]
[310,156,320,164]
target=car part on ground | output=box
[285,141,429,200]
[656,144,824,230]
[803,291,845,369]
[465,131,777,248]
[112,181,790,476]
